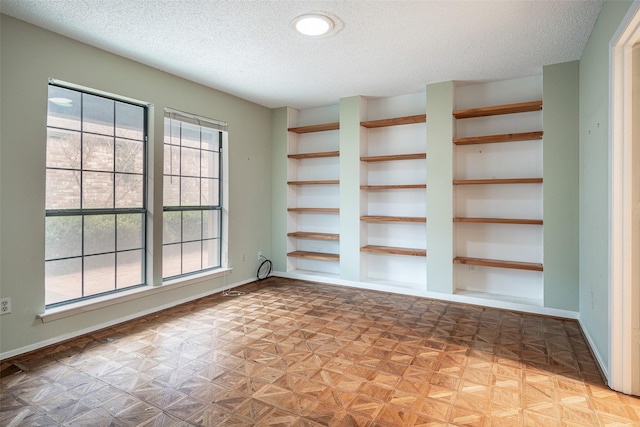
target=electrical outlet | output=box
[258,250,263,260]
[0,297,11,315]
[240,252,246,262]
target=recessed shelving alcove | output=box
[359,93,428,290]
[286,105,341,277]
[453,76,544,305]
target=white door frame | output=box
[610,0,640,396]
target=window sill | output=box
[38,268,233,323]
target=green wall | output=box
[270,107,289,272]
[543,61,580,310]
[0,15,272,356]
[425,81,454,294]
[578,0,633,369]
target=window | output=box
[45,83,147,306]
[162,109,225,279]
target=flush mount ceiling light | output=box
[292,13,339,37]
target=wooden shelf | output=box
[454,131,543,146]
[288,151,339,159]
[288,251,339,262]
[454,256,543,272]
[287,208,339,213]
[288,180,339,185]
[360,114,426,128]
[361,245,426,257]
[453,217,543,225]
[360,153,426,162]
[287,232,339,241]
[453,100,542,119]
[453,178,543,185]
[361,184,426,191]
[361,215,426,223]
[288,122,339,134]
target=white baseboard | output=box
[273,270,579,319]
[578,318,610,384]
[0,276,256,361]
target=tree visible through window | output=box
[162,110,225,279]
[45,84,147,306]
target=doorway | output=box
[610,0,640,396]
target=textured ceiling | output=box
[1,0,603,109]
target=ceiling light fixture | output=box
[292,13,336,37]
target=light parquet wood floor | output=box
[1,277,639,426]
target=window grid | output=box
[162,115,223,280]
[45,84,147,307]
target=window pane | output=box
[46,169,81,209]
[164,144,180,175]
[83,134,114,172]
[47,129,81,169]
[45,258,82,305]
[83,93,114,136]
[46,216,82,260]
[117,250,143,288]
[84,254,116,296]
[167,119,181,146]
[115,101,144,141]
[181,147,200,177]
[163,176,180,206]
[46,84,147,307]
[163,211,181,244]
[116,139,143,173]
[84,215,115,255]
[182,241,202,274]
[181,122,200,148]
[183,210,202,242]
[201,178,219,206]
[181,177,200,206]
[47,86,81,130]
[203,210,220,239]
[117,214,143,251]
[83,172,114,208]
[203,239,220,269]
[200,150,219,179]
[115,173,143,208]
[163,243,181,278]
[162,112,223,281]
[201,128,219,152]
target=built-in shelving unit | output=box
[287,151,339,159]
[286,106,341,276]
[453,256,543,272]
[287,251,340,262]
[359,93,428,289]
[361,245,426,257]
[287,207,339,213]
[288,122,340,134]
[453,217,543,225]
[453,77,543,304]
[453,100,542,119]
[361,215,426,223]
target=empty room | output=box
[1,0,639,425]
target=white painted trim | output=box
[0,273,255,361]
[579,318,610,381]
[609,0,640,395]
[38,268,233,322]
[273,270,579,320]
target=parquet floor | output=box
[1,277,639,426]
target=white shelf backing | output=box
[453,76,543,303]
[364,253,427,289]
